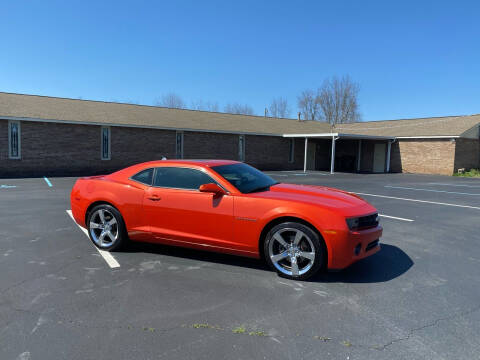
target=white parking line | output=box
[428,182,480,188]
[353,192,480,210]
[379,214,414,222]
[66,210,120,268]
[384,185,480,196]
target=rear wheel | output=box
[87,204,127,251]
[264,222,325,280]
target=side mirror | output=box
[199,183,225,195]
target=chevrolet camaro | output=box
[70,160,382,280]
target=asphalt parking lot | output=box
[1,171,480,360]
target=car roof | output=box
[108,159,241,180]
[139,159,240,168]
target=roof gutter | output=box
[396,135,460,139]
[283,133,395,140]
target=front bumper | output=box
[326,225,382,270]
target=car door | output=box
[143,166,235,250]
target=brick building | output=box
[1,92,479,177]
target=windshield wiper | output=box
[246,182,279,193]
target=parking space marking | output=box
[353,192,480,210]
[428,183,480,188]
[43,177,53,187]
[385,185,480,196]
[379,214,414,222]
[65,210,120,268]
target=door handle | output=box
[147,195,161,201]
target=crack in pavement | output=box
[374,304,480,351]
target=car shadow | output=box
[124,241,270,272]
[123,242,413,284]
[313,244,414,283]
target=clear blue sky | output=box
[1,0,479,121]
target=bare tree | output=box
[224,103,255,115]
[317,76,361,125]
[297,89,320,121]
[268,97,291,118]
[155,93,185,109]
[190,99,219,112]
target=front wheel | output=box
[264,222,325,280]
[87,204,127,251]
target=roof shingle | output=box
[1,92,478,137]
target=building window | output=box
[238,135,245,161]
[8,121,21,159]
[101,126,111,160]
[288,138,295,163]
[176,131,184,159]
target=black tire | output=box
[263,222,325,280]
[86,204,128,251]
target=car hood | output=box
[251,183,377,216]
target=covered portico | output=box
[283,133,396,174]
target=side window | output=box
[153,167,215,190]
[8,120,21,159]
[131,168,154,185]
[176,131,184,159]
[101,126,111,160]
[238,135,245,161]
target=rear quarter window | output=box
[131,168,154,185]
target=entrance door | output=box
[373,143,386,173]
[307,142,316,170]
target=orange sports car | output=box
[70,160,382,280]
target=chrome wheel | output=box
[89,208,119,248]
[268,228,316,277]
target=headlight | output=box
[346,213,379,231]
[346,217,360,230]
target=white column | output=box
[357,139,362,172]
[303,137,308,173]
[330,136,336,174]
[386,140,392,173]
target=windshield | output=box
[212,163,278,194]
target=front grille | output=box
[358,213,379,230]
[366,239,379,252]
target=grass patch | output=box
[232,326,246,334]
[191,323,223,330]
[248,330,267,337]
[454,169,480,177]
